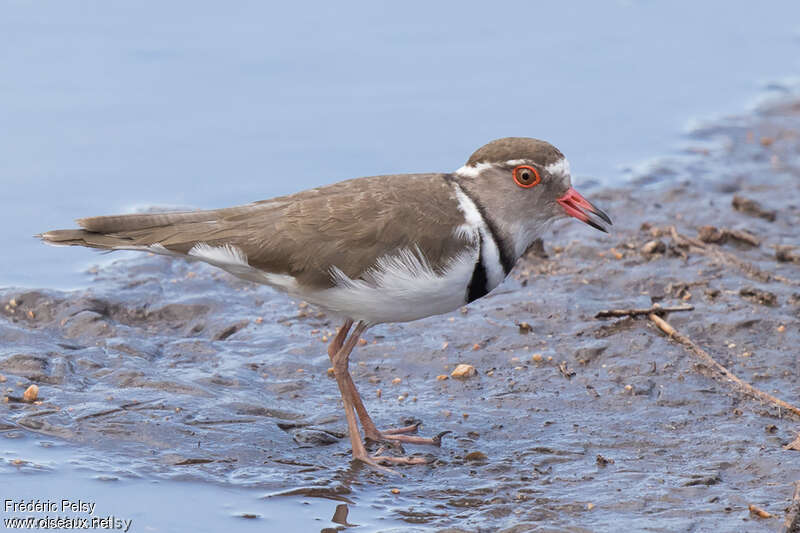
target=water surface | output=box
[2,1,799,287]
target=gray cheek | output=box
[560,173,572,190]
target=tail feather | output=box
[39,209,226,252]
[77,210,218,233]
[38,229,135,250]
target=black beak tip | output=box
[585,218,610,233]
[593,207,613,226]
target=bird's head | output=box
[453,137,612,258]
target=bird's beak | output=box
[557,187,613,233]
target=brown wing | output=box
[41,173,470,289]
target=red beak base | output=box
[557,187,612,233]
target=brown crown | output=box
[466,137,564,167]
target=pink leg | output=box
[328,321,430,469]
[328,321,448,446]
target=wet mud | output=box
[2,96,800,532]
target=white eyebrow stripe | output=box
[455,157,572,179]
[545,157,571,178]
[453,162,494,178]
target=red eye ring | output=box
[512,165,541,188]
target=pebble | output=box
[0,374,6,383]
[641,240,666,254]
[451,364,477,379]
[391,378,402,385]
[436,375,449,381]
[464,451,487,462]
[391,488,400,494]
[23,384,39,402]
[531,353,543,363]
[748,504,771,518]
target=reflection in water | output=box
[332,503,355,528]
[320,503,355,532]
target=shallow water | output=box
[2,435,406,532]
[2,1,800,287]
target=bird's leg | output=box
[328,320,383,441]
[346,372,447,446]
[329,322,378,469]
[328,320,447,448]
[329,321,428,468]
[328,319,354,361]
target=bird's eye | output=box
[512,165,540,188]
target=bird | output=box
[40,137,612,470]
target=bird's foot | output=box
[380,430,451,446]
[364,419,451,447]
[354,447,431,473]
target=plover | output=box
[41,137,611,469]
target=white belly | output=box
[301,246,480,324]
[149,241,491,325]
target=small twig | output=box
[648,313,800,420]
[558,361,575,380]
[669,225,707,249]
[595,304,694,319]
[784,434,800,452]
[726,228,760,247]
[782,481,800,533]
[666,225,800,287]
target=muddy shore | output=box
[2,97,799,532]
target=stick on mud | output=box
[595,304,694,319]
[782,481,800,533]
[647,313,800,420]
